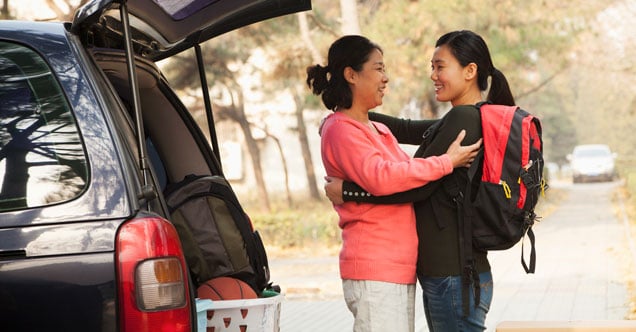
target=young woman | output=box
[307,35,481,332]
[325,30,517,331]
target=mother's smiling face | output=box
[346,48,389,111]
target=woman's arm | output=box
[369,112,438,145]
[324,176,439,205]
[321,113,458,196]
[327,106,481,206]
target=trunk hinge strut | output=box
[194,44,223,174]
[120,0,156,204]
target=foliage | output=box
[541,110,577,166]
[248,198,341,249]
[159,0,636,212]
[297,1,630,167]
[159,0,635,177]
[555,1,636,162]
[353,0,605,119]
[524,88,577,166]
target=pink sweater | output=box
[320,112,453,284]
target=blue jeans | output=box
[418,271,493,332]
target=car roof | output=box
[572,144,613,156]
[71,0,312,61]
[573,144,611,152]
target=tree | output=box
[1,0,11,19]
[162,39,274,211]
[246,0,620,199]
[257,12,326,202]
[327,0,614,122]
[559,0,636,160]
[42,0,88,21]
[215,93,272,212]
[349,0,623,168]
[0,64,87,208]
[340,0,361,35]
[161,12,332,210]
[117,0,634,206]
[296,11,325,201]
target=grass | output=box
[619,172,636,319]
[610,163,636,319]
[246,198,342,258]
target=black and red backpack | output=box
[444,102,548,315]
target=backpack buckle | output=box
[524,211,537,226]
[454,190,464,202]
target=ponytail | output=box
[306,64,329,96]
[488,68,515,106]
[306,64,339,110]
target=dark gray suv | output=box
[0,1,311,331]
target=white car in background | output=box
[568,144,617,183]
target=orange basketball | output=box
[197,277,258,300]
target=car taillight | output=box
[137,258,186,310]
[116,216,192,332]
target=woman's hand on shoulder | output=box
[446,130,482,168]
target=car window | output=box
[153,0,216,20]
[0,41,88,212]
[574,147,610,158]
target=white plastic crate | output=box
[196,294,283,332]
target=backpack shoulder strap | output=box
[457,102,489,317]
[455,171,480,318]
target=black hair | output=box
[435,30,515,106]
[306,35,383,111]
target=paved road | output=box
[270,180,635,331]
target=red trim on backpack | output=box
[480,105,516,184]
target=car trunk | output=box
[72,0,312,205]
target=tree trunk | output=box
[1,0,10,19]
[296,12,322,201]
[298,12,324,64]
[262,130,293,206]
[293,89,321,200]
[236,107,271,212]
[221,88,272,212]
[339,0,361,35]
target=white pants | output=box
[342,279,415,332]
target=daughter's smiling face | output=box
[430,44,475,106]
